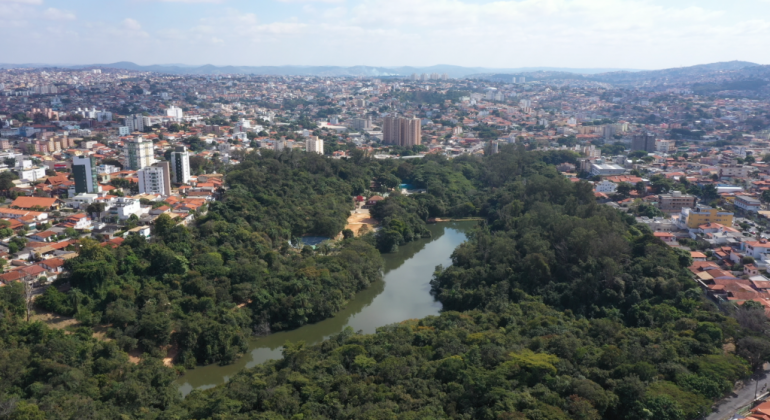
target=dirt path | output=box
[345,208,378,236]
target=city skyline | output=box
[1,0,770,69]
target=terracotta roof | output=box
[10,197,59,209]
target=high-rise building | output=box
[382,116,421,147]
[125,114,144,133]
[351,117,373,131]
[72,156,98,194]
[631,132,657,152]
[137,161,171,196]
[306,136,324,155]
[170,146,191,184]
[125,136,154,170]
[166,106,183,120]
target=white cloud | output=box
[122,18,143,31]
[42,7,76,21]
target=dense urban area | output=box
[2,61,770,419]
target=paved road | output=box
[707,368,770,420]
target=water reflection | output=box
[176,221,474,396]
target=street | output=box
[707,367,770,420]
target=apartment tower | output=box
[382,115,421,147]
[170,146,191,184]
[125,136,154,170]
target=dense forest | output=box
[2,145,769,419]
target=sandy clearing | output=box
[345,209,378,236]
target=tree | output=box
[634,181,646,196]
[737,336,770,371]
[616,182,632,198]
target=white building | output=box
[166,106,184,120]
[17,167,46,182]
[306,136,324,155]
[118,126,130,136]
[137,162,171,196]
[594,180,618,194]
[170,146,191,184]
[124,136,154,170]
[125,114,144,133]
[590,160,625,176]
[115,197,142,220]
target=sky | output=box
[1,0,769,70]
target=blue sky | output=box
[1,0,769,69]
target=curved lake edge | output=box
[176,221,476,396]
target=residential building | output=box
[351,117,373,131]
[137,161,171,196]
[657,191,697,213]
[72,156,99,194]
[114,197,141,220]
[656,140,676,153]
[125,114,144,132]
[631,132,656,152]
[124,136,154,170]
[170,146,191,184]
[166,106,183,120]
[305,136,324,155]
[743,239,770,260]
[683,206,734,229]
[720,165,751,179]
[595,180,617,193]
[735,195,762,212]
[382,115,421,147]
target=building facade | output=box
[170,146,191,184]
[684,206,734,229]
[125,136,154,170]
[657,191,697,213]
[137,161,171,196]
[305,136,324,155]
[72,156,98,194]
[631,132,657,152]
[382,116,421,147]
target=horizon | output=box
[2,0,770,69]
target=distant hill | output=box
[0,62,639,78]
[0,61,766,88]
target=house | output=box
[126,226,151,238]
[60,214,91,230]
[10,196,61,211]
[691,251,707,262]
[366,196,385,207]
[29,231,58,243]
[39,258,65,273]
[653,231,676,244]
[745,264,760,276]
[743,240,770,260]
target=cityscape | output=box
[3,0,770,419]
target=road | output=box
[707,367,770,420]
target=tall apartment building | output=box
[631,132,657,152]
[351,117,373,131]
[306,136,324,155]
[382,116,421,147]
[166,106,184,120]
[137,161,172,196]
[170,146,191,184]
[124,136,154,170]
[72,156,99,194]
[125,114,144,133]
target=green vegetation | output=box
[3,145,769,419]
